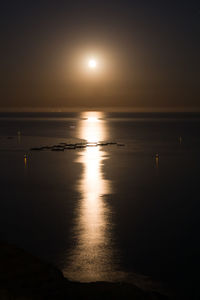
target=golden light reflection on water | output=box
[64,112,118,282]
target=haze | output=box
[1,0,200,111]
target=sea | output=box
[0,111,200,298]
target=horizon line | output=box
[0,106,200,113]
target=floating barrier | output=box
[51,147,64,151]
[30,141,125,152]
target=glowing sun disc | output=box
[88,59,97,69]
[87,117,98,122]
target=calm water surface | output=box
[0,112,200,297]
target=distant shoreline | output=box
[0,106,200,113]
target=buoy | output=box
[24,154,27,167]
[155,153,159,168]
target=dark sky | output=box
[1,0,200,111]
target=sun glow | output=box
[88,59,97,69]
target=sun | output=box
[87,116,98,122]
[88,59,97,69]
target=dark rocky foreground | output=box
[0,243,169,300]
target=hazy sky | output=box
[1,0,200,111]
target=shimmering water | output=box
[0,111,200,297]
